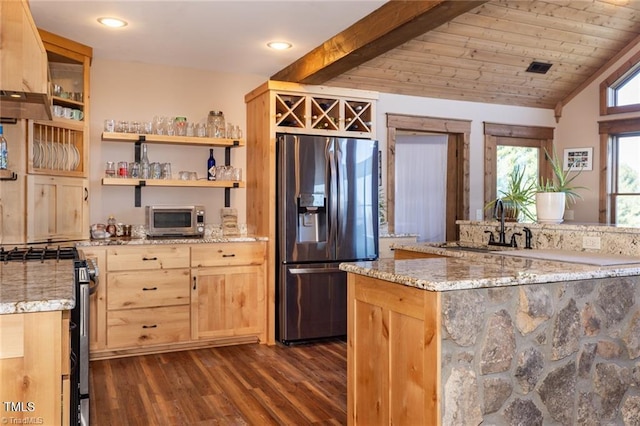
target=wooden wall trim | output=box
[387,113,471,134]
[386,113,470,239]
[598,117,640,134]
[599,133,610,224]
[484,122,555,140]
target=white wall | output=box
[89,58,264,226]
[556,41,640,223]
[375,93,556,220]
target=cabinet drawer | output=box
[191,242,266,267]
[107,246,190,271]
[107,306,190,348]
[107,269,190,310]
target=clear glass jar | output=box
[207,111,225,138]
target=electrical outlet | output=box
[583,236,601,250]
[476,209,483,221]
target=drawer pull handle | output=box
[222,254,236,258]
[142,325,157,329]
[142,287,158,291]
[142,257,158,261]
[193,276,197,290]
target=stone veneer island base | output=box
[345,253,640,425]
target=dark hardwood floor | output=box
[90,339,347,425]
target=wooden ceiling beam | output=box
[270,0,488,85]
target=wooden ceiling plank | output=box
[329,74,556,108]
[488,1,640,36]
[453,7,634,49]
[270,0,488,84]
[342,64,569,99]
[425,23,622,63]
[389,38,602,79]
[411,31,613,72]
[360,58,583,91]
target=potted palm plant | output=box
[536,147,585,223]
[485,165,536,222]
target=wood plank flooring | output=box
[90,339,347,425]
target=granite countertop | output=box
[77,235,268,247]
[0,260,75,314]
[340,244,640,292]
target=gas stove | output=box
[0,245,79,263]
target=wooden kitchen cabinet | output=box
[88,242,267,360]
[191,242,267,342]
[26,175,89,243]
[105,246,190,349]
[0,310,70,426]
[0,0,48,96]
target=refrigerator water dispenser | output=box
[297,193,326,243]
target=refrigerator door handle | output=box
[335,140,347,250]
[288,267,343,274]
[327,139,338,256]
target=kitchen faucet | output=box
[486,198,521,248]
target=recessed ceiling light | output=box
[97,17,128,28]
[267,41,292,51]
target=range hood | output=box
[0,90,52,121]
[0,0,52,121]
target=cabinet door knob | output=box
[142,287,158,291]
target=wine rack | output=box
[273,91,376,138]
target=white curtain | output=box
[395,134,447,242]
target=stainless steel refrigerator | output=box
[276,133,378,344]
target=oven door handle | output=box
[89,277,99,295]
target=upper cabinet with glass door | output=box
[268,81,378,139]
[30,30,92,178]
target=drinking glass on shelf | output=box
[161,162,172,179]
[150,162,162,179]
[129,162,140,178]
[232,167,242,181]
[104,119,115,132]
[117,161,129,178]
[142,121,153,134]
[175,117,187,136]
[116,120,127,133]
[166,118,175,136]
[153,116,165,135]
[105,161,116,178]
[186,122,195,137]
[196,123,207,137]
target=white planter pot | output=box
[536,192,566,224]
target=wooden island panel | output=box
[347,273,441,425]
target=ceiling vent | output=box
[526,61,552,74]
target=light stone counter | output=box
[76,235,268,247]
[340,245,640,291]
[0,260,75,314]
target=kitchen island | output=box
[0,259,75,426]
[341,246,640,425]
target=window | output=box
[599,118,640,225]
[484,123,554,221]
[600,50,640,115]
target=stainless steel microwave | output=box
[145,205,205,237]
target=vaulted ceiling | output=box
[272,0,640,114]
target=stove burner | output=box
[0,246,79,263]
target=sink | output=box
[495,249,640,266]
[438,242,493,253]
